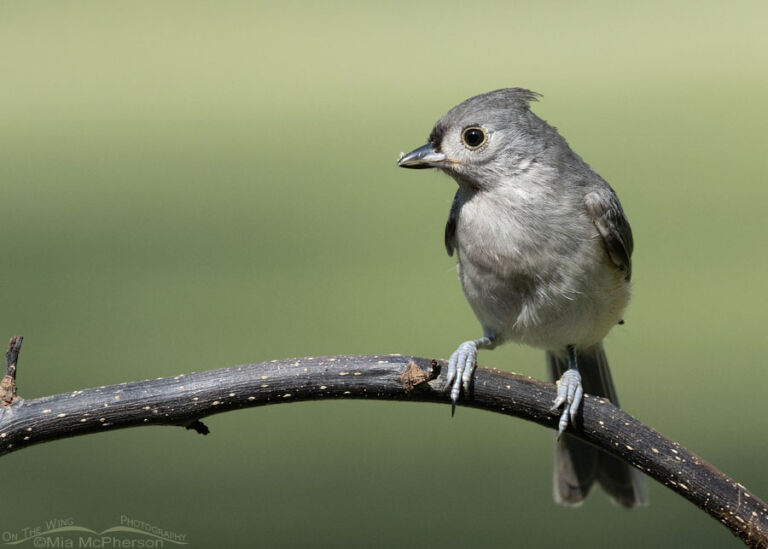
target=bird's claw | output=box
[446,340,478,414]
[550,369,583,439]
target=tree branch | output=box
[0,335,22,406]
[0,347,766,548]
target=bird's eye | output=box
[461,127,487,149]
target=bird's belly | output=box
[457,244,629,350]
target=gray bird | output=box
[397,88,647,507]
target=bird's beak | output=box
[397,143,447,169]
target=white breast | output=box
[454,183,629,350]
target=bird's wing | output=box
[444,190,460,257]
[584,189,634,281]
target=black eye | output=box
[461,127,486,149]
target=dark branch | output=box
[0,352,766,547]
[0,336,22,406]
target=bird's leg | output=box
[550,344,584,439]
[446,335,495,415]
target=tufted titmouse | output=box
[397,89,647,507]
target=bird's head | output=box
[397,88,548,190]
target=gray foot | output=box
[550,369,583,439]
[446,336,494,415]
[446,340,478,412]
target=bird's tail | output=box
[546,342,648,508]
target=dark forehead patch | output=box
[428,124,445,150]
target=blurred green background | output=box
[1,1,767,547]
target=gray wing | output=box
[584,190,634,281]
[444,190,460,256]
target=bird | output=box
[396,88,647,507]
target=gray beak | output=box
[397,143,447,169]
